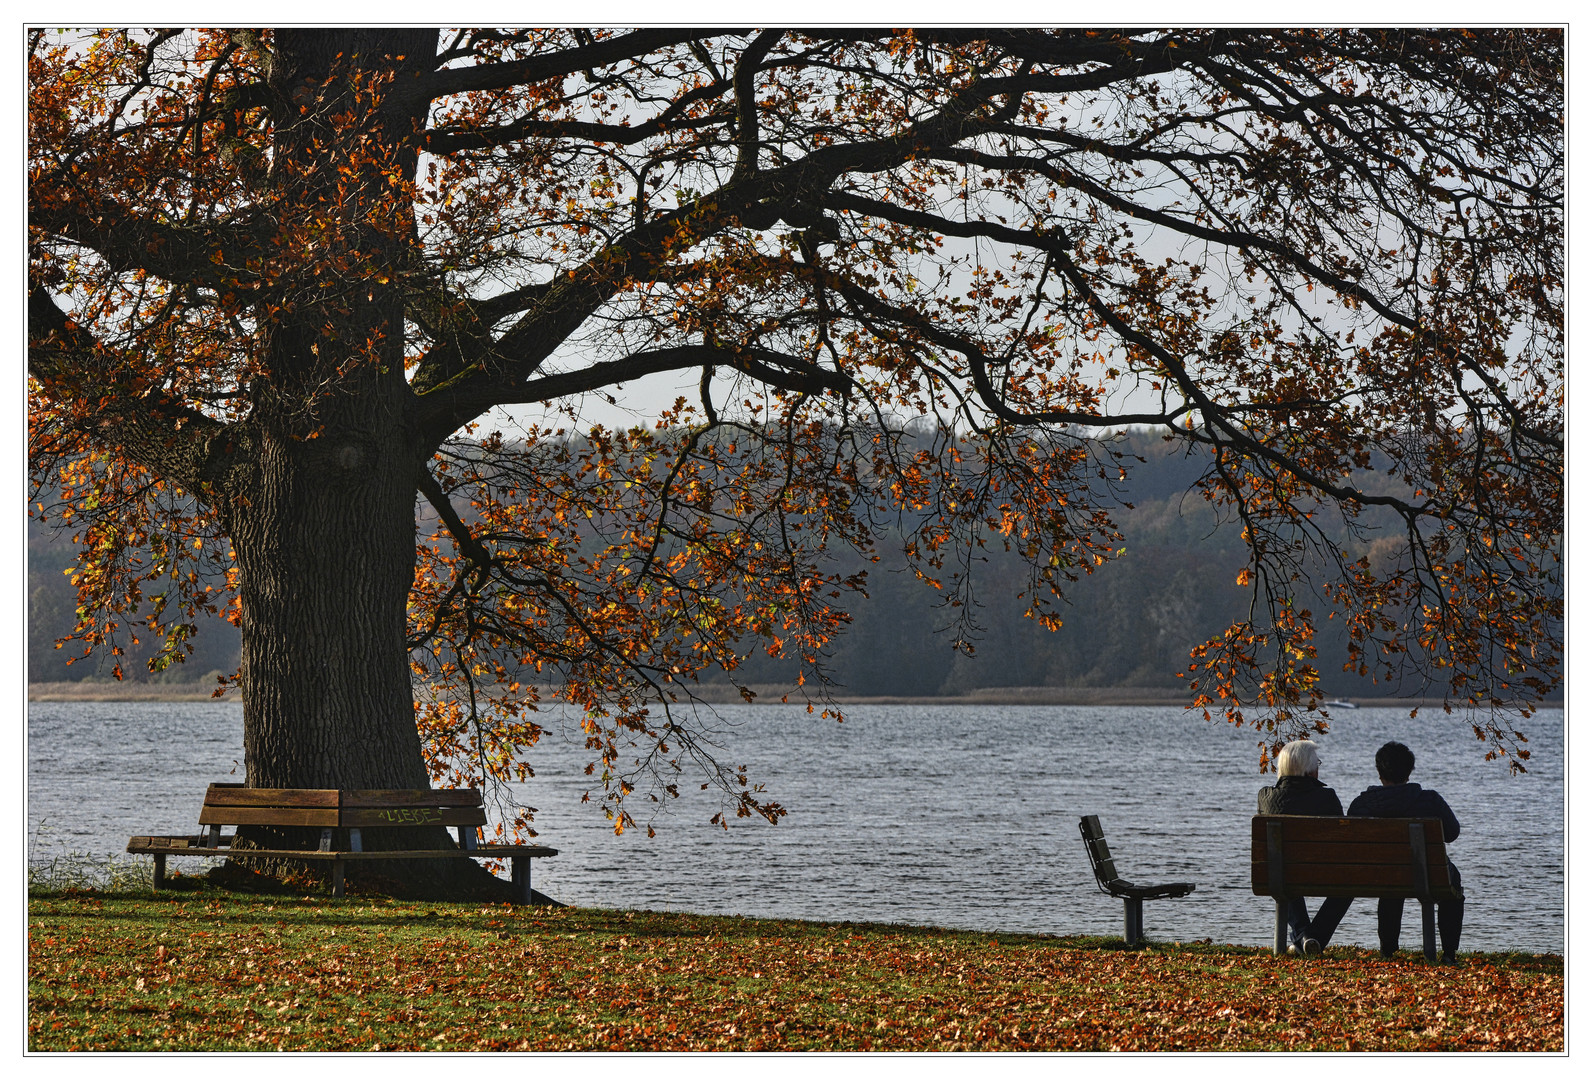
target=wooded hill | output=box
[27,428,1464,700]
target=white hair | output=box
[1277,740,1322,778]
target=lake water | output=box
[26,700,1563,955]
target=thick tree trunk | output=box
[222,411,510,900]
[205,27,520,900]
[233,427,424,791]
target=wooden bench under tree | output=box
[127,784,557,902]
[1251,814,1462,963]
[1078,815,1196,947]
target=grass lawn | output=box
[28,882,1563,1052]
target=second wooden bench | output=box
[1078,814,1196,946]
[1251,814,1461,962]
[128,783,557,902]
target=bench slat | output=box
[332,847,557,859]
[199,806,340,827]
[1252,862,1453,890]
[1257,882,1462,900]
[1249,815,1446,845]
[1251,840,1450,867]
[127,835,227,851]
[1083,839,1121,884]
[128,845,557,860]
[204,786,485,812]
[341,807,487,828]
[204,784,340,808]
[340,788,483,809]
[199,807,489,828]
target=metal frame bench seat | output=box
[127,783,556,902]
[1078,814,1196,946]
[1251,814,1462,963]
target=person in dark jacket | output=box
[1308,741,1465,962]
[1258,739,1343,955]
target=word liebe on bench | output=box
[368,807,445,824]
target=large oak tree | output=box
[29,29,1561,896]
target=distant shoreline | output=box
[26,681,1533,710]
[27,681,239,702]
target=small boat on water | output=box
[1323,699,1358,710]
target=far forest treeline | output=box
[28,429,1488,700]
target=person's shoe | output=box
[1380,949,1397,960]
[1441,952,1457,965]
[1286,942,1300,956]
[1302,938,1322,956]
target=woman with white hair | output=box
[1258,739,1344,955]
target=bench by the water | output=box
[1078,815,1196,946]
[127,783,557,902]
[1251,814,1461,963]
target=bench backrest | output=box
[200,784,487,829]
[1078,814,1123,888]
[1251,815,1455,900]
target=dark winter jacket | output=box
[1258,774,1344,816]
[1346,782,1460,842]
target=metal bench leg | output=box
[331,861,345,898]
[1420,900,1437,963]
[152,853,166,892]
[1275,898,1289,955]
[1123,897,1143,947]
[511,856,532,904]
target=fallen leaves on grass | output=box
[28,895,1563,1051]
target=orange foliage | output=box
[29,30,1562,838]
